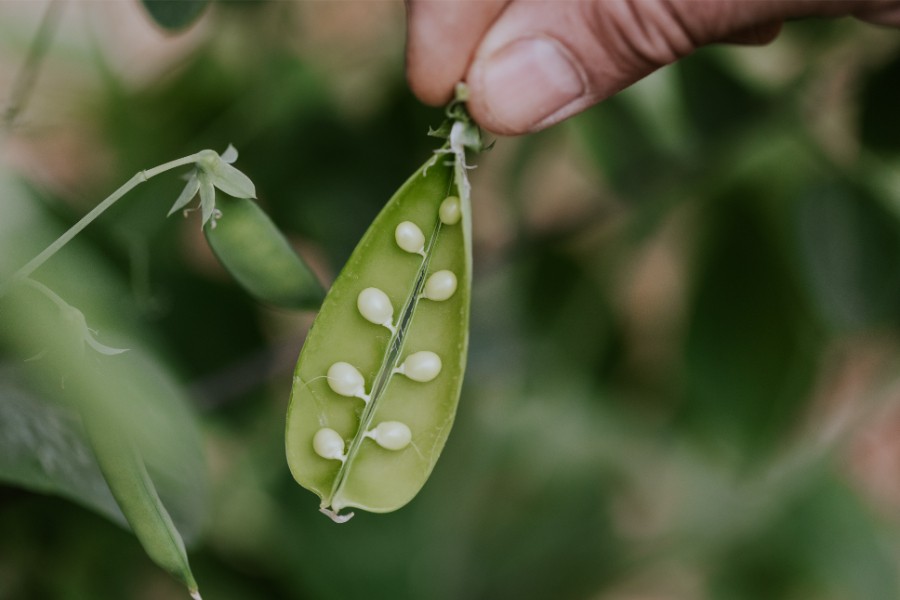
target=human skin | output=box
[405,0,900,135]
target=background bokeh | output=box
[2,2,900,599]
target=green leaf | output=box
[427,121,453,140]
[683,192,821,456]
[794,183,900,331]
[140,0,210,32]
[860,53,900,156]
[0,365,124,527]
[677,52,769,143]
[709,476,899,599]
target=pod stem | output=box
[1,153,202,296]
[436,83,486,205]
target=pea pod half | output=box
[204,196,324,310]
[285,150,472,520]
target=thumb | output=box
[463,0,891,135]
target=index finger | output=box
[405,0,508,106]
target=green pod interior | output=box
[285,155,471,517]
[204,196,324,310]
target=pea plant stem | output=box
[4,153,201,292]
[20,277,68,310]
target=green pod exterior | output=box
[204,196,324,310]
[285,155,471,516]
[84,420,198,596]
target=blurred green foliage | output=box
[140,0,209,32]
[2,3,900,599]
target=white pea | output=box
[357,287,394,331]
[423,270,457,301]
[397,351,442,382]
[327,362,368,401]
[439,196,461,225]
[313,428,346,461]
[366,421,412,451]
[395,221,426,256]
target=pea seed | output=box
[439,196,461,225]
[396,351,442,382]
[326,362,369,402]
[394,221,426,256]
[422,270,457,301]
[357,287,395,331]
[365,421,412,451]
[313,428,347,461]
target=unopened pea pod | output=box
[85,421,200,598]
[285,152,472,520]
[203,196,324,310]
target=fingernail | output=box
[476,36,585,133]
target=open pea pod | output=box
[204,196,324,310]
[286,147,472,520]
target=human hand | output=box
[405,0,900,135]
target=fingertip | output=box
[405,66,455,107]
[404,0,509,109]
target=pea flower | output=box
[22,279,128,360]
[62,304,129,357]
[167,145,256,229]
